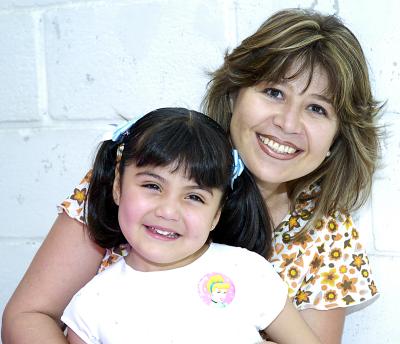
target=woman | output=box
[2,8,380,344]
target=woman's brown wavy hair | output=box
[202,8,383,234]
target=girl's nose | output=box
[273,104,303,134]
[154,198,180,221]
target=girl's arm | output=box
[264,298,322,344]
[1,213,105,344]
[299,308,345,344]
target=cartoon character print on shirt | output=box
[198,273,235,308]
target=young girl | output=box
[61,107,321,344]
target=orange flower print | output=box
[369,281,378,296]
[295,289,312,306]
[337,275,358,296]
[339,265,347,274]
[80,170,93,184]
[361,269,369,278]
[282,233,291,244]
[71,188,87,205]
[344,239,352,249]
[350,254,366,271]
[314,219,325,232]
[324,290,337,302]
[288,215,300,230]
[280,253,297,269]
[327,219,338,233]
[321,268,339,287]
[342,294,355,305]
[310,253,324,274]
[344,215,352,229]
[352,228,359,240]
[294,233,313,250]
[299,209,312,221]
[288,266,300,280]
[329,248,342,260]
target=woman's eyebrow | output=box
[312,93,333,104]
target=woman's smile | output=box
[230,63,338,189]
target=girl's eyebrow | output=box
[136,171,166,183]
[136,171,214,195]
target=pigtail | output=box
[85,141,126,248]
[211,167,273,258]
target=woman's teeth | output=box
[259,136,296,154]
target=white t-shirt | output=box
[62,243,288,344]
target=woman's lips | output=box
[257,134,302,160]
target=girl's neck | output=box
[257,182,290,229]
[124,242,210,272]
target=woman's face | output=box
[230,64,338,191]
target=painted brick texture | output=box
[1,1,398,343]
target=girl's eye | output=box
[264,88,284,99]
[187,194,205,204]
[308,104,327,116]
[142,183,161,191]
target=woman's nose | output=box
[273,104,303,134]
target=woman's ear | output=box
[113,167,121,205]
[228,91,238,113]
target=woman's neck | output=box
[257,182,290,228]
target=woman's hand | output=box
[1,213,105,344]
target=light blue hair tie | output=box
[102,118,138,142]
[231,149,244,189]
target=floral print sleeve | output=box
[57,170,92,224]
[57,170,129,273]
[269,187,378,311]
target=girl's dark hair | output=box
[86,107,272,257]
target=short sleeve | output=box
[292,213,378,311]
[62,285,102,344]
[243,250,288,330]
[57,170,92,224]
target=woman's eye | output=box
[187,194,205,203]
[308,104,327,116]
[264,88,284,99]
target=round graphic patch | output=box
[198,272,235,307]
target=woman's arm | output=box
[66,328,86,344]
[264,298,322,344]
[299,308,345,344]
[1,212,105,344]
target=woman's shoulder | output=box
[57,170,92,223]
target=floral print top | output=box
[58,171,378,311]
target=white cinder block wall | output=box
[0,0,399,342]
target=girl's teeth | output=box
[260,136,296,154]
[151,227,179,239]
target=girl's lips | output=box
[257,134,302,160]
[144,225,180,241]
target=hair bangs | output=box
[121,109,232,191]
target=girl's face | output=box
[230,64,338,193]
[113,163,222,272]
